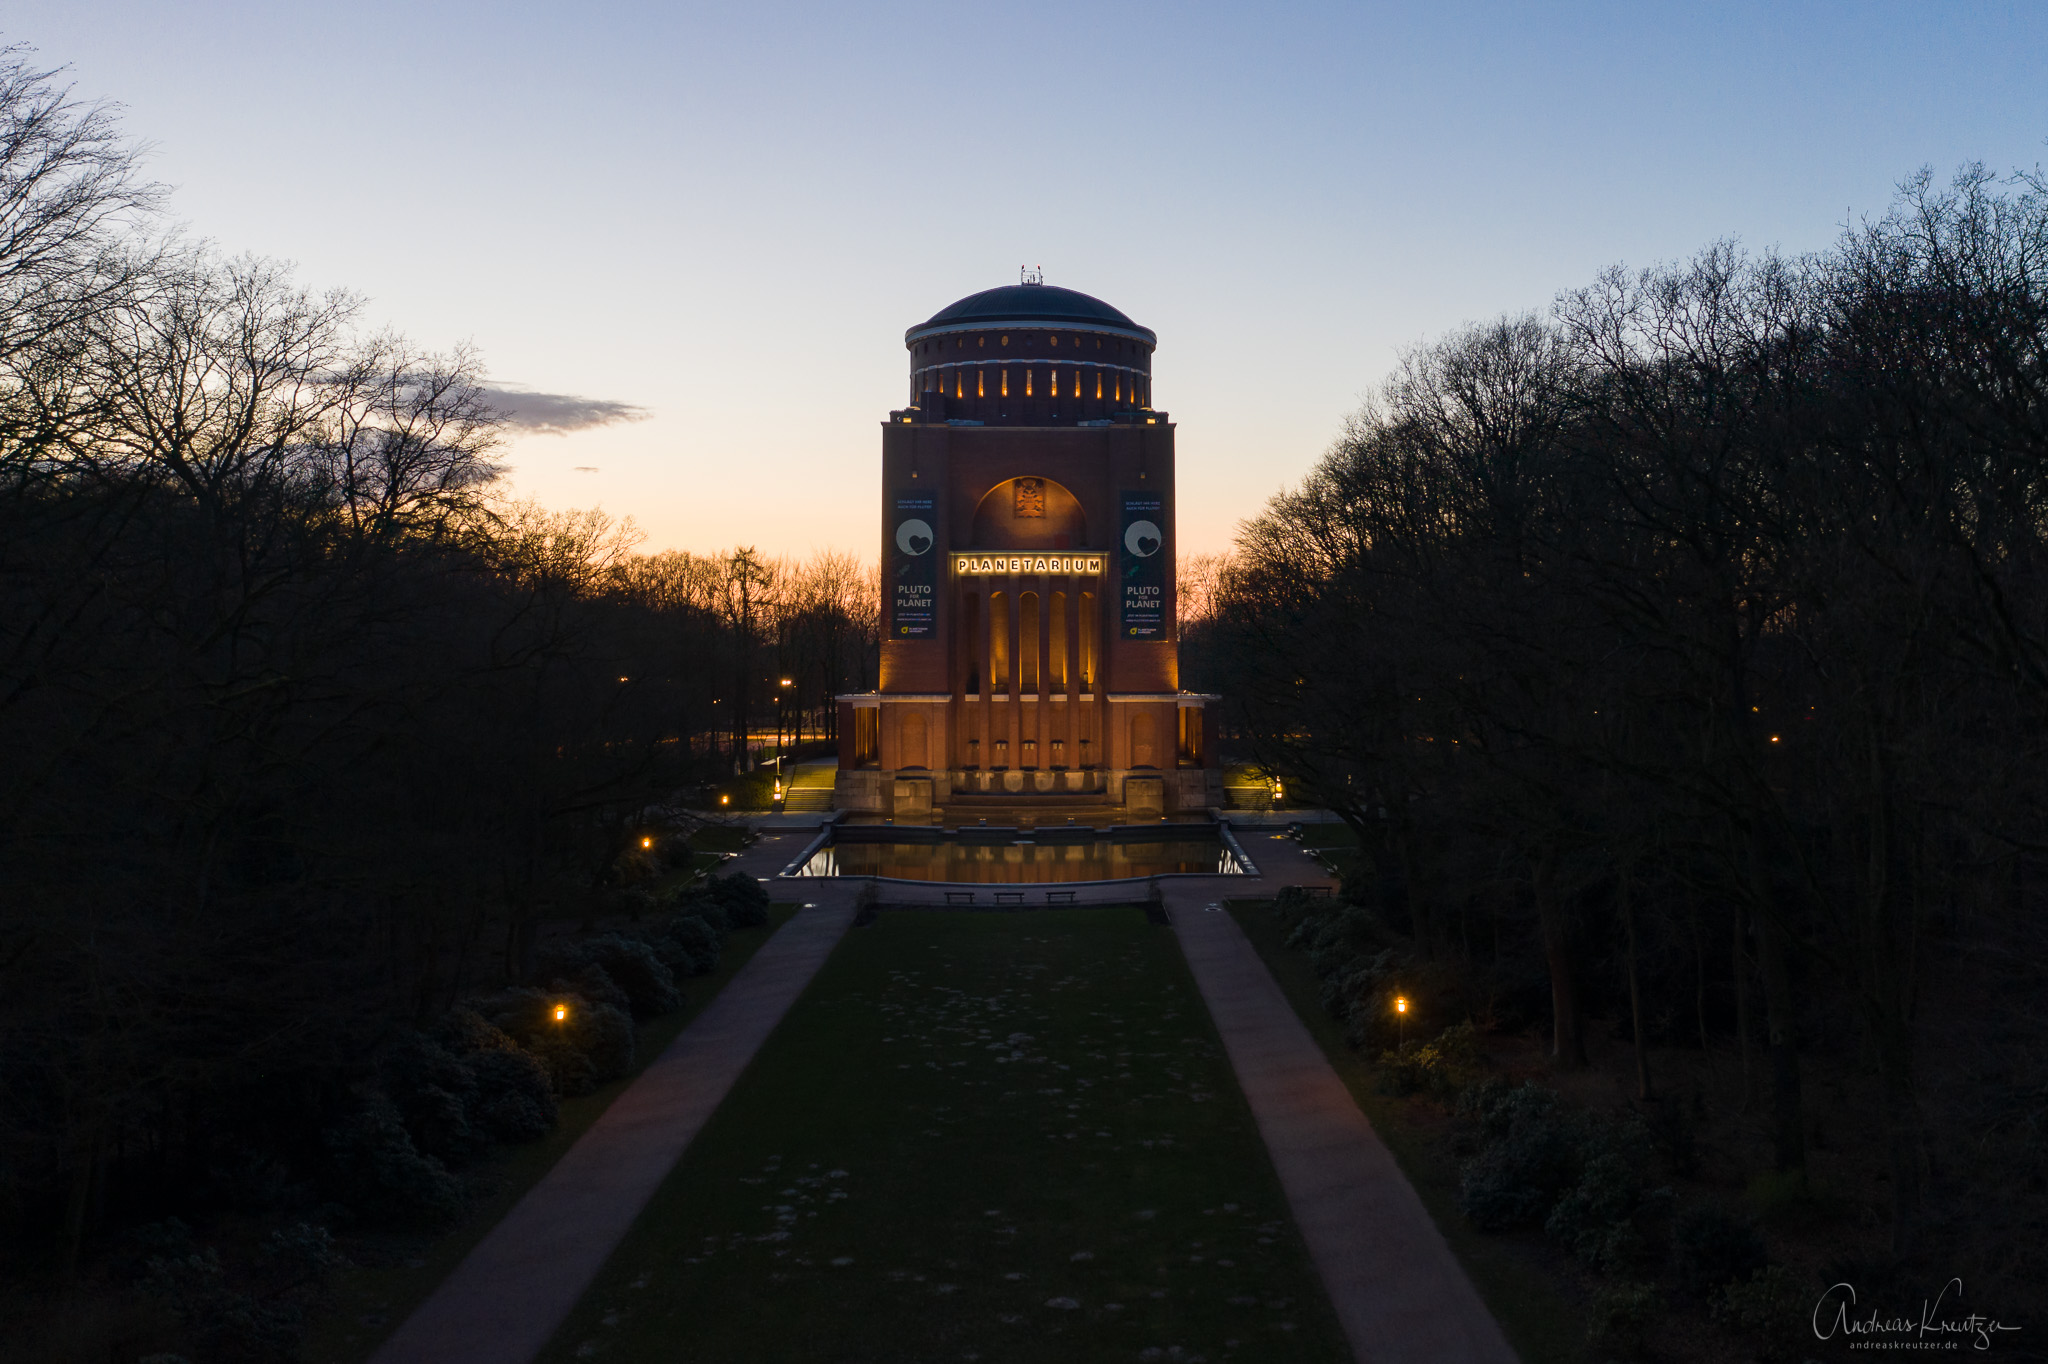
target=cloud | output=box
[482,386,650,437]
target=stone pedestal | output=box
[892,776,933,818]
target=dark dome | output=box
[907,283,1155,347]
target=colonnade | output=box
[956,576,1102,770]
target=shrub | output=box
[1322,950,1396,1024]
[684,895,732,933]
[547,933,681,1018]
[1457,1082,1583,1230]
[1545,1117,1656,1274]
[434,1005,520,1057]
[1378,1021,1484,1097]
[700,869,770,927]
[1672,1204,1767,1301]
[1715,1264,1805,1353]
[144,1243,302,1364]
[381,1033,481,1165]
[470,984,635,1095]
[1287,905,1391,978]
[139,1222,345,1364]
[651,912,722,976]
[465,1048,557,1142]
[321,1092,464,1223]
[1585,1280,1659,1360]
[1644,1090,1702,1178]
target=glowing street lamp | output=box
[641,836,653,849]
[553,1003,568,1023]
[720,794,730,806]
[1395,994,1409,1051]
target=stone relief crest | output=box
[1014,477,1045,518]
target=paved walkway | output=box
[368,850,857,1364]
[372,822,1515,1364]
[1165,843,1520,1364]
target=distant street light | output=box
[641,836,653,849]
[1395,994,1409,1051]
[553,1004,568,1023]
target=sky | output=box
[12,1,2047,559]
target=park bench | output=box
[943,890,975,906]
[994,891,1025,906]
[1044,890,1078,905]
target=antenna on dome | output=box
[1021,264,1044,285]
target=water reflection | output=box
[797,836,1243,882]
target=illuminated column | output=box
[955,585,971,768]
[1007,571,1023,765]
[1073,577,1089,757]
[1036,576,1052,763]
[979,583,994,766]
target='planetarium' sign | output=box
[953,555,1105,575]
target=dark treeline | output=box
[0,51,875,1283]
[1193,165,2048,1285]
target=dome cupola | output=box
[898,275,1158,426]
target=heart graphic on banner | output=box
[1124,519,1164,558]
[895,518,935,556]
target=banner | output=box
[1119,492,1167,638]
[890,491,936,638]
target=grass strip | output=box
[1226,899,1584,1364]
[309,904,800,1364]
[540,907,1351,1364]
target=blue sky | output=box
[12,1,2046,555]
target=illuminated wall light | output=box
[1002,370,1009,397]
[1096,372,1103,399]
[1026,369,1033,397]
[1050,370,1057,397]
[977,369,985,398]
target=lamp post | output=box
[553,1003,568,1023]
[1395,994,1408,1052]
[776,678,794,775]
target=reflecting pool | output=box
[793,831,1245,882]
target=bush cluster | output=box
[313,887,754,1221]
[1455,1080,1677,1279]
[1377,1020,1484,1098]
[1452,1076,1775,1338]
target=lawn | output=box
[310,905,799,1364]
[1226,899,1584,1364]
[540,907,1350,1364]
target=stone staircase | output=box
[782,761,837,813]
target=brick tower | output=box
[835,277,1221,820]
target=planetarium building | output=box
[834,278,1222,819]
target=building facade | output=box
[835,279,1222,819]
